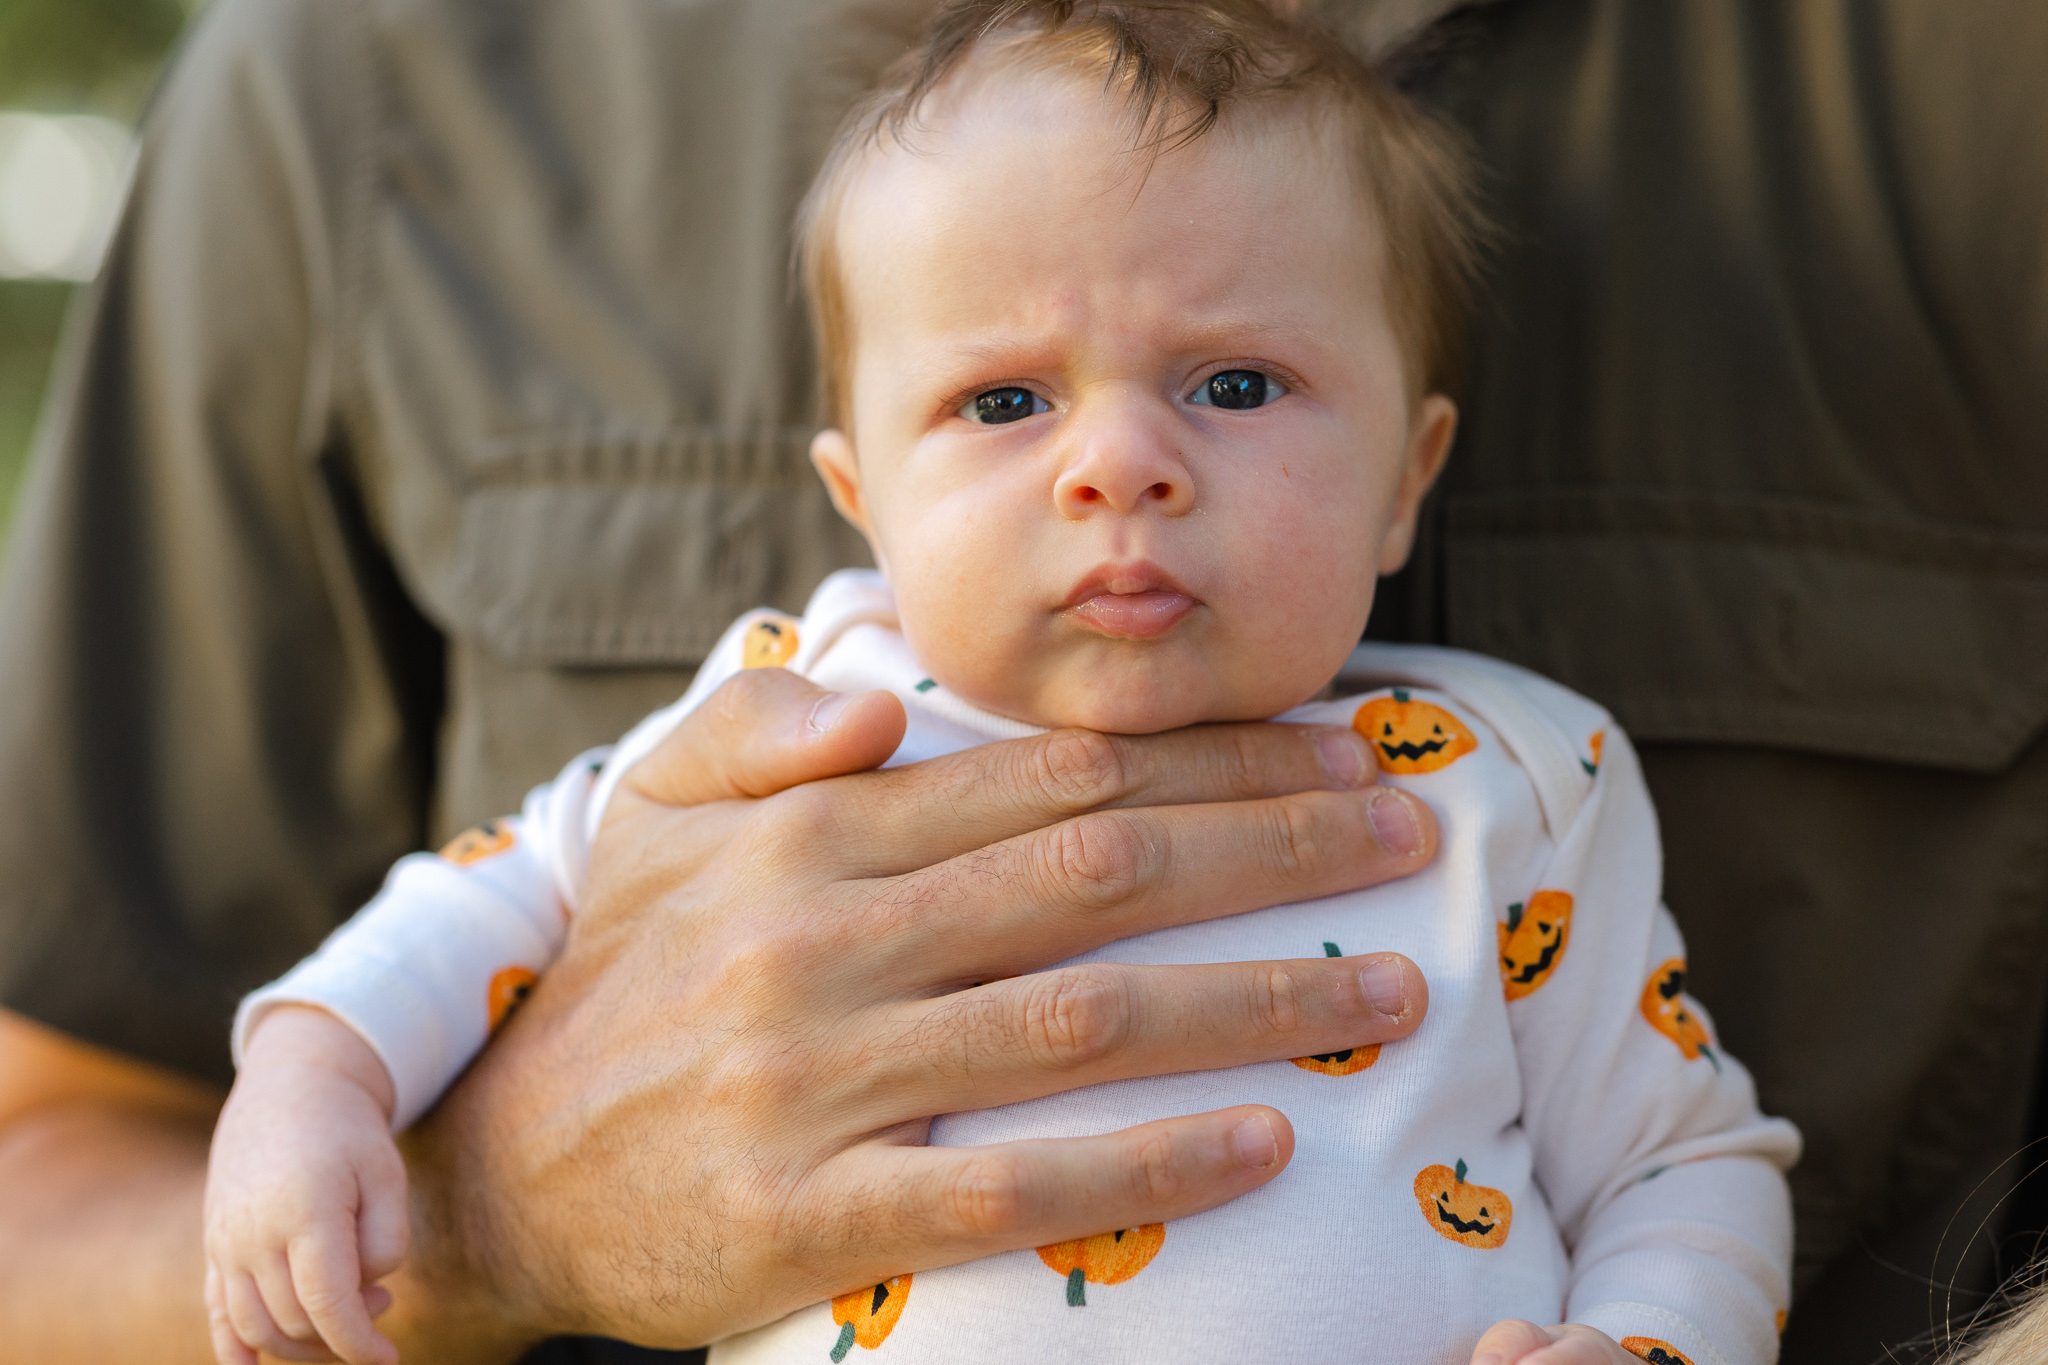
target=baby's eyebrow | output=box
[926,317,1316,373]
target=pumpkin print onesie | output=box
[237,570,1801,1365]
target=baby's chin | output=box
[957,664,1326,735]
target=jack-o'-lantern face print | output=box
[1037,1225,1165,1305]
[742,616,800,669]
[1292,941,1382,1073]
[1621,1338,1695,1365]
[440,821,514,866]
[1414,1159,1512,1249]
[1353,690,1477,774]
[487,966,538,1032]
[1498,891,1572,1000]
[830,1275,911,1359]
[1291,1044,1381,1076]
[1641,959,1719,1070]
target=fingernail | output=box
[1366,787,1423,858]
[1359,958,1409,1018]
[807,691,853,734]
[1231,1113,1279,1169]
[1316,728,1372,788]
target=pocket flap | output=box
[1444,491,2048,772]
[434,432,872,666]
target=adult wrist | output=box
[388,1077,560,1364]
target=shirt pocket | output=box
[1441,489,2048,773]
[417,428,872,667]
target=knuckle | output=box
[1022,967,1132,1070]
[1033,729,1127,810]
[1046,812,1147,912]
[1248,965,1303,1037]
[1127,1128,1186,1206]
[756,780,844,851]
[945,1154,1030,1238]
[1260,795,1329,882]
[1209,726,1269,801]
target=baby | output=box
[204,3,1800,1363]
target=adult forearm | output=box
[0,1102,217,1363]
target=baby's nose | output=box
[1053,421,1196,518]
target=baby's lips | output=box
[1065,589,1195,639]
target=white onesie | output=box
[236,569,1799,1365]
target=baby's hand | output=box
[204,1005,408,1365]
[1472,1320,1642,1365]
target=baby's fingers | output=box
[222,1263,340,1362]
[358,1150,412,1281]
[1473,1322,1638,1365]
[289,1223,399,1365]
[205,1263,259,1365]
[1473,1319,1561,1365]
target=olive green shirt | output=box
[2,1,2045,1360]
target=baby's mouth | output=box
[1063,562,1197,640]
[1069,591,1195,639]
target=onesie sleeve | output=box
[231,749,603,1129]
[1505,720,1801,1365]
[227,605,792,1129]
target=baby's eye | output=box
[1189,369,1286,410]
[960,387,1049,424]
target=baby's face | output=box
[813,69,1455,733]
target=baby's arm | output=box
[1501,720,1799,1365]
[203,755,599,1364]
[205,1004,406,1365]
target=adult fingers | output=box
[854,784,1433,984]
[773,721,1384,880]
[619,668,907,809]
[813,1105,1293,1288]
[287,1224,397,1365]
[851,953,1424,1119]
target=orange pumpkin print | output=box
[1498,891,1572,1000]
[1293,941,1381,1074]
[1353,690,1478,775]
[1621,1338,1695,1365]
[829,1275,911,1359]
[440,821,514,867]
[1583,729,1606,776]
[1037,1225,1165,1306]
[1414,1159,1512,1249]
[1776,1310,1787,1334]
[1641,959,1720,1071]
[487,966,538,1032]
[741,616,800,669]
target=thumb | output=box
[620,666,907,809]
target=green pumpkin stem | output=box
[1702,1043,1723,1074]
[1454,1157,1468,1184]
[1066,1267,1087,1307]
[830,1319,857,1361]
[1322,941,1342,958]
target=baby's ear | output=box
[1376,394,1457,577]
[810,429,872,534]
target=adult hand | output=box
[392,668,1438,1355]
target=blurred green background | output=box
[0,0,195,544]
